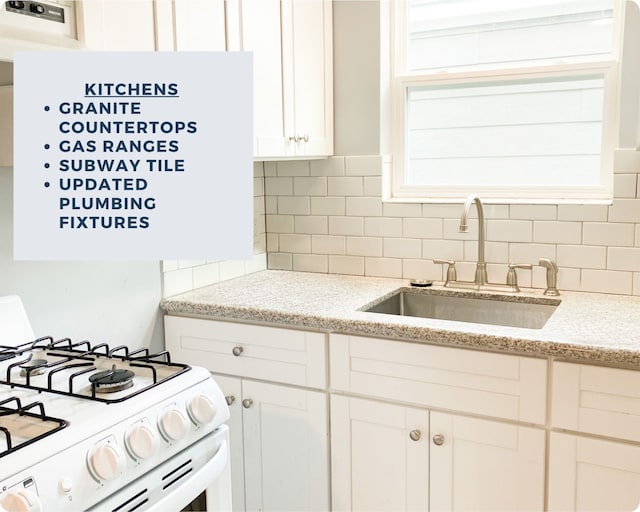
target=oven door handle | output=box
[146,437,229,512]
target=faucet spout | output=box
[460,194,487,286]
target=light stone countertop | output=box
[160,270,640,367]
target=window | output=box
[388,0,626,203]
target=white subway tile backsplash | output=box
[345,155,382,176]
[581,269,633,295]
[294,177,328,196]
[383,203,423,218]
[554,267,581,292]
[162,260,179,272]
[583,222,635,246]
[263,161,277,177]
[483,205,510,220]
[508,243,556,265]
[268,253,293,270]
[634,272,640,296]
[608,199,640,223]
[219,260,247,281]
[607,247,640,271]
[276,160,310,176]
[266,233,279,252]
[363,176,382,197]
[163,268,193,297]
[365,257,402,278]
[464,241,509,264]
[329,216,364,236]
[329,255,365,275]
[312,235,346,255]
[557,205,608,222]
[278,196,311,215]
[311,197,346,216]
[614,148,640,174]
[422,240,464,261]
[346,237,383,257]
[328,177,364,196]
[245,253,268,274]
[383,238,421,259]
[510,205,557,220]
[403,218,442,239]
[293,254,328,273]
[636,224,640,247]
[346,197,383,217]
[178,260,206,269]
[557,245,606,269]
[422,203,461,218]
[444,218,479,240]
[533,221,582,244]
[486,220,533,243]
[402,259,442,281]
[279,234,311,254]
[295,216,328,235]
[193,262,220,289]
[613,174,638,199]
[266,215,295,233]
[310,156,346,176]
[254,176,265,196]
[265,196,278,214]
[365,217,403,237]
[265,177,293,196]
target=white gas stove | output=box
[0,300,231,512]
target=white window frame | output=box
[386,0,626,204]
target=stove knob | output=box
[159,408,189,441]
[0,489,41,512]
[188,394,217,425]
[87,441,126,481]
[126,424,159,460]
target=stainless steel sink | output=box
[361,289,560,329]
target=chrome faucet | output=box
[459,194,488,286]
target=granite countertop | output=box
[160,270,640,367]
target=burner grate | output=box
[0,396,67,458]
[0,336,190,404]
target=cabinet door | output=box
[212,374,246,512]
[430,412,545,511]
[282,0,333,157]
[173,0,226,50]
[77,0,157,50]
[331,395,429,511]
[242,380,329,512]
[548,432,640,511]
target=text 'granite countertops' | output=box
[160,270,640,367]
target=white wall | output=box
[0,167,164,351]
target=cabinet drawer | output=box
[552,362,640,442]
[330,334,547,424]
[165,316,326,388]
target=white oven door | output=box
[89,425,231,512]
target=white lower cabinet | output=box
[164,317,329,512]
[548,432,640,511]
[331,395,545,512]
[215,375,329,512]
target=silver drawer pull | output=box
[432,434,445,446]
[242,398,253,409]
[225,395,235,406]
[232,346,243,357]
[409,429,421,442]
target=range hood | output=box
[0,0,83,63]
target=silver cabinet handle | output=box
[242,398,253,409]
[409,429,421,441]
[232,346,243,357]
[301,134,309,143]
[288,134,309,143]
[288,135,299,142]
[432,434,445,446]
[225,395,235,406]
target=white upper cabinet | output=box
[77,0,158,51]
[227,0,333,159]
[77,0,226,51]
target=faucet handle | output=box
[433,259,457,284]
[538,258,560,296]
[506,263,532,292]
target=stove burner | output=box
[88,365,135,393]
[19,359,48,377]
